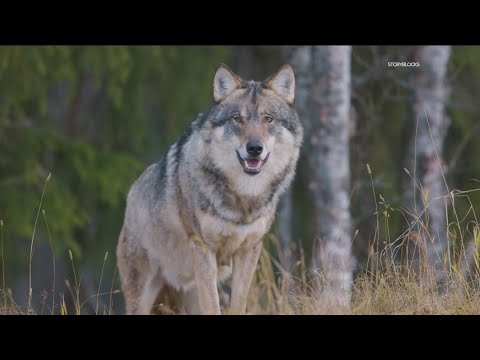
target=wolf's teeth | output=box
[245,162,261,170]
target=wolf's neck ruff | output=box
[192,150,292,225]
[163,138,286,226]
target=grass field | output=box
[1,174,480,315]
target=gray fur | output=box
[117,64,303,314]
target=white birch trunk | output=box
[309,46,353,306]
[404,46,451,286]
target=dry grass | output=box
[241,180,480,315]
[247,258,480,315]
[2,173,480,315]
[240,247,480,315]
[2,234,480,315]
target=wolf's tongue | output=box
[245,159,261,169]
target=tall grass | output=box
[1,171,480,315]
[28,173,51,314]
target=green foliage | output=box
[0,46,231,276]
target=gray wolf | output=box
[116,63,303,314]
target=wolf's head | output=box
[190,64,303,197]
[209,63,302,175]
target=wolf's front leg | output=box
[230,240,263,314]
[190,240,221,315]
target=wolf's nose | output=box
[246,139,263,156]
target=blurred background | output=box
[1,46,479,314]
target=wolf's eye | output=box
[233,115,242,123]
[265,115,274,123]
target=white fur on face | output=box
[208,125,298,197]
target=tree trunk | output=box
[309,46,354,306]
[404,46,451,287]
[278,46,313,270]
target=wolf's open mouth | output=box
[236,151,270,175]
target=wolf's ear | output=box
[213,64,243,103]
[265,64,295,105]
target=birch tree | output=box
[311,46,353,304]
[404,46,451,286]
[289,46,353,306]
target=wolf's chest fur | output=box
[180,146,278,276]
[196,208,273,263]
